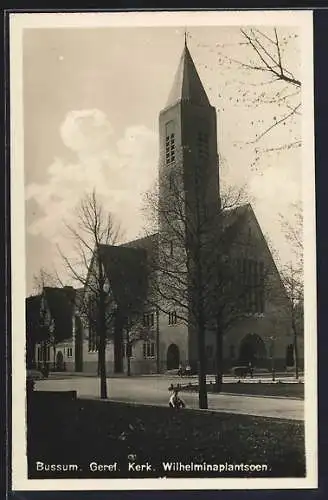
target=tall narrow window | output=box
[198,131,209,160]
[259,261,265,313]
[143,312,154,328]
[165,121,175,165]
[143,341,156,359]
[168,311,177,325]
[170,133,175,162]
[253,261,258,313]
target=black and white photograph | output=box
[10,10,317,491]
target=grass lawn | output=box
[27,391,305,479]
[180,382,304,399]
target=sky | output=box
[22,22,305,296]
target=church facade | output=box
[31,42,303,376]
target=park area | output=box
[27,391,305,479]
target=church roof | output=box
[166,43,210,108]
[99,244,149,315]
[222,204,250,229]
[121,233,159,261]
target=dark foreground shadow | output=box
[27,391,305,479]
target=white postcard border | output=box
[10,9,317,491]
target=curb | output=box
[77,396,303,421]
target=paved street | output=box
[35,375,304,421]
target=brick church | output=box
[31,41,303,375]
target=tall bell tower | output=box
[158,37,220,228]
[158,38,220,369]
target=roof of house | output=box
[26,294,42,341]
[43,286,76,342]
[25,287,76,343]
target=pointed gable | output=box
[166,44,210,108]
[99,245,149,315]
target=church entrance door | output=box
[238,334,267,368]
[167,343,180,370]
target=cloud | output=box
[26,109,158,251]
[249,164,301,208]
[26,108,302,275]
[60,109,114,155]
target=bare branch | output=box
[248,103,301,144]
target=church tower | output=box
[158,39,220,369]
[159,39,219,214]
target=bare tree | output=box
[144,157,216,408]
[189,27,301,168]
[58,190,122,399]
[222,28,301,150]
[123,312,154,377]
[279,203,303,379]
[144,156,264,402]
[236,28,301,87]
[32,267,60,295]
[208,188,269,392]
[31,268,61,373]
[280,202,303,264]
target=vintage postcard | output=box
[10,10,317,491]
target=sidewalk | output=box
[35,376,304,421]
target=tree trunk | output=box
[127,353,131,377]
[197,313,208,409]
[214,329,223,393]
[98,336,107,399]
[292,317,299,380]
[195,272,208,408]
[42,338,48,374]
[156,306,160,374]
[98,291,107,399]
[53,344,56,371]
